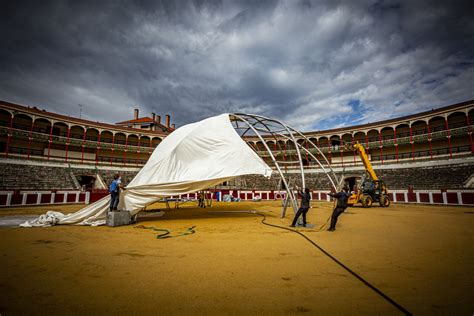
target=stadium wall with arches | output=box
[0,99,473,207]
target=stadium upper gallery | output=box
[0,99,473,206]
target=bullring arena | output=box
[1,99,473,315]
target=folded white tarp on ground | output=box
[21,113,272,227]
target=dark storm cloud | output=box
[0,0,473,130]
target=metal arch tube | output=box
[231,114,299,215]
[234,113,312,192]
[231,112,340,210]
[295,142,338,191]
[291,130,339,189]
[234,114,306,210]
[291,129,336,173]
[258,129,338,192]
[244,114,306,193]
[231,115,284,162]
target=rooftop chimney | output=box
[156,115,161,125]
[171,123,175,130]
[165,115,170,128]
[151,113,156,131]
[134,108,139,120]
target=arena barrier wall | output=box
[0,190,90,207]
[171,189,474,206]
[2,189,473,207]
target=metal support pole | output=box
[123,135,129,165]
[409,125,415,161]
[427,122,433,159]
[110,134,115,165]
[394,128,399,163]
[445,118,452,158]
[65,126,71,162]
[27,118,35,160]
[81,128,86,164]
[4,113,14,157]
[47,123,53,161]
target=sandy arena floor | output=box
[0,201,473,315]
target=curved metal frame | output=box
[230,113,338,217]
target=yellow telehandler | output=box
[346,143,390,208]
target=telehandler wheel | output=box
[361,195,373,208]
[379,195,390,207]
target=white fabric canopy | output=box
[21,113,272,227]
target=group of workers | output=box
[290,185,351,232]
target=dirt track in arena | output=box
[0,201,473,315]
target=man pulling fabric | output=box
[328,186,351,231]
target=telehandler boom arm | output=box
[353,143,379,181]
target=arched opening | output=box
[318,136,329,149]
[52,122,69,137]
[366,129,379,143]
[32,118,52,134]
[12,114,33,131]
[329,136,341,151]
[447,112,470,153]
[341,133,352,147]
[426,116,449,156]
[151,137,162,147]
[85,128,99,141]
[140,136,150,148]
[411,120,428,136]
[0,110,12,152]
[266,140,276,150]
[0,109,12,127]
[256,141,266,151]
[297,138,306,149]
[380,126,394,141]
[75,174,104,191]
[128,134,139,147]
[273,140,286,160]
[70,125,85,140]
[285,139,296,151]
[101,130,114,143]
[395,123,410,139]
[428,116,446,132]
[5,113,32,155]
[115,133,127,145]
[447,111,467,129]
[297,138,311,166]
[353,131,366,144]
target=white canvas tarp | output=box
[21,113,272,227]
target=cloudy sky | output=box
[1,0,473,131]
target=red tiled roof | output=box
[116,116,174,132]
[116,117,155,124]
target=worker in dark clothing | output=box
[290,187,311,227]
[198,191,206,208]
[328,186,351,231]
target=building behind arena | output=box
[0,99,473,207]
